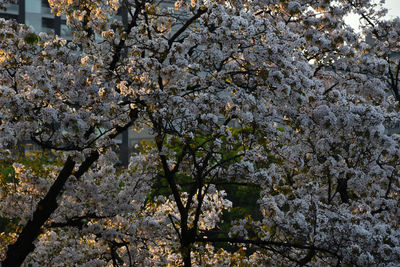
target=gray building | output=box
[0,0,73,38]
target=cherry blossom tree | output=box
[0,0,399,266]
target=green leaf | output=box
[24,33,38,45]
[277,126,285,132]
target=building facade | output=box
[0,0,73,38]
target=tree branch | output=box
[195,236,338,258]
[2,157,76,267]
[2,108,140,266]
[168,7,207,48]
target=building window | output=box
[0,13,18,20]
[42,17,55,32]
[41,0,49,7]
[41,0,51,15]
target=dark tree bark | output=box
[1,156,77,267]
[1,151,101,266]
[1,116,139,265]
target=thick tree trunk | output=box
[181,233,193,267]
[1,157,75,267]
[180,228,196,267]
[1,151,99,267]
[182,246,192,267]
